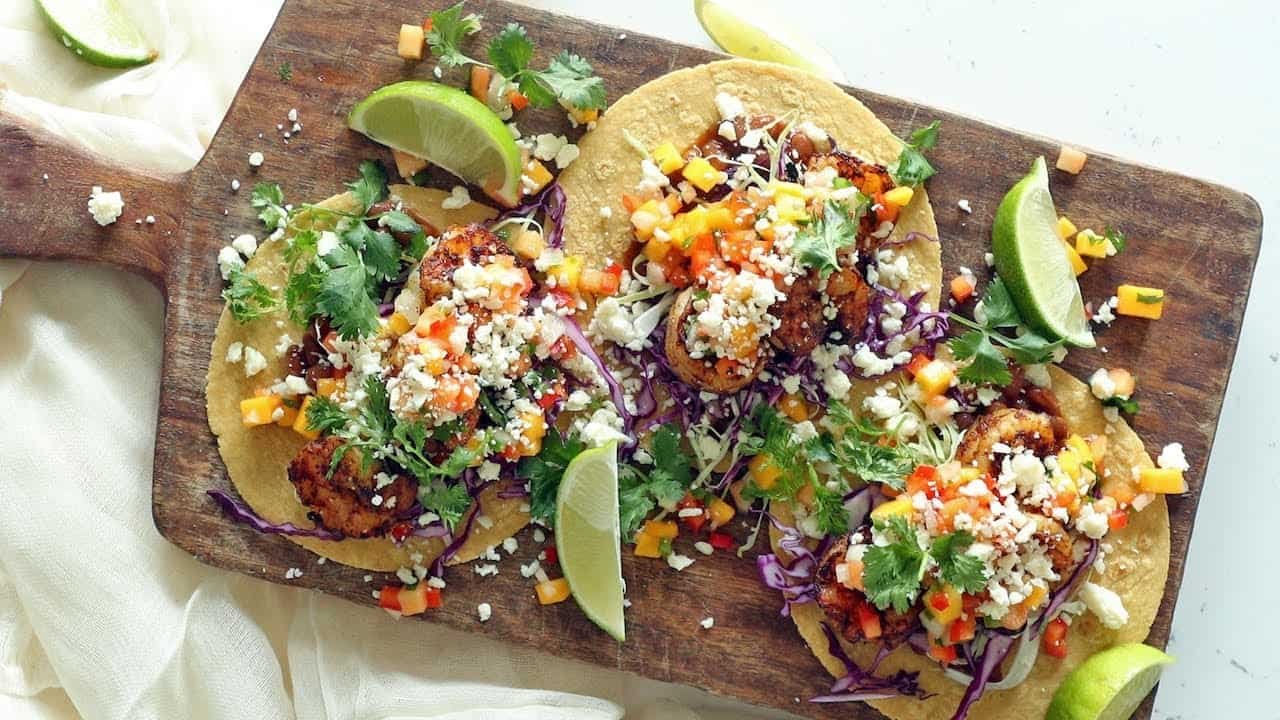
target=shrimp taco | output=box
[207,165,627,576]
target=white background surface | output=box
[535,1,1279,716]
[0,1,1274,718]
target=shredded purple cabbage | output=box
[861,286,951,362]
[411,522,451,540]
[558,314,632,433]
[1035,540,1100,634]
[811,624,929,703]
[950,633,1018,720]
[755,517,821,617]
[494,183,567,248]
[207,489,344,540]
[430,506,480,576]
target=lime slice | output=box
[347,81,522,208]
[554,441,625,641]
[991,156,1095,347]
[37,0,156,69]
[1046,643,1174,720]
[693,0,847,83]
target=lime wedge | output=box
[37,0,156,69]
[347,81,522,208]
[1046,643,1174,720]
[693,0,846,83]
[992,156,1095,347]
[554,441,625,641]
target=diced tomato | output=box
[469,65,492,102]
[715,357,740,380]
[928,642,958,664]
[378,586,402,612]
[507,89,529,111]
[949,616,977,644]
[1042,617,1069,659]
[676,493,708,533]
[709,531,735,550]
[930,591,951,613]
[390,522,414,543]
[950,274,975,303]
[1108,508,1130,530]
[543,547,558,565]
[621,194,642,214]
[548,335,577,361]
[547,286,575,309]
[855,601,882,640]
[905,352,932,377]
[537,383,566,411]
[873,192,900,224]
[421,17,433,31]
[657,252,692,288]
[906,465,941,497]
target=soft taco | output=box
[207,173,625,575]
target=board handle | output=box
[0,114,191,290]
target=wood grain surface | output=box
[0,0,1263,717]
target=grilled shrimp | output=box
[806,151,896,252]
[664,287,764,394]
[826,267,873,341]
[955,408,1062,475]
[816,534,920,645]
[419,224,514,303]
[287,436,417,538]
[1031,515,1079,576]
[768,271,824,356]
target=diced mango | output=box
[315,377,343,398]
[924,584,962,624]
[682,157,726,193]
[292,396,320,440]
[517,410,546,457]
[708,497,735,529]
[634,530,662,558]
[1062,240,1087,276]
[397,24,425,60]
[643,238,671,262]
[769,181,806,199]
[748,453,782,490]
[523,159,554,195]
[643,519,679,540]
[704,205,734,232]
[652,142,685,174]
[1075,229,1111,258]
[386,312,412,336]
[509,228,545,261]
[240,396,282,427]
[547,255,584,291]
[535,577,572,605]
[871,496,914,524]
[392,149,428,180]
[915,359,954,397]
[1116,285,1165,319]
[779,393,810,422]
[883,186,915,207]
[629,200,663,239]
[1138,467,1186,494]
[1056,145,1088,174]
[1023,583,1049,610]
[1055,216,1078,240]
[1066,435,1093,464]
[275,404,300,428]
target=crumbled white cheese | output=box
[217,245,244,279]
[226,341,244,363]
[1157,443,1189,471]
[1079,581,1129,629]
[666,553,695,571]
[242,346,267,377]
[87,186,125,226]
[714,92,745,120]
[693,541,714,555]
[248,151,264,168]
[231,233,258,258]
[699,616,715,629]
[502,536,519,555]
[441,185,472,209]
[1089,368,1116,400]
[477,602,492,622]
[554,143,580,170]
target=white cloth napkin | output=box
[0,1,777,718]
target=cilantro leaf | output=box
[929,530,988,593]
[345,160,388,213]
[950,329,1012,386]
[862,515,928,613]
[419,481,473,529]
[536,52,606,110]
[978,277,1019,328]
[344,223,400,282]
[793,199,861,279]
[277,62,292,82]
[426,1,483,68]
[284,260,325,325]
[1104,226,1127,254]
[221,268,279,322]
[488,23,534,80]
[891,120,940,187]
[251,182,287,230]
[813,485,849,536]
[305,394,350,435]
[283,228,319,266]
[1000,330,1059,365]
[315,260,379,340]
[379,211,421,234]
[615,424,694,536]
[520,428,586,527]
[1103,395,1139,414]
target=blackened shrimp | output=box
[287,436,417,538]
[816,534,920,645]
[826,267,874,341]
[418,224,514,303]
[955,408,1062,475]
[768,271,824,356]
[664,287,764,393]
[805,151,897,252]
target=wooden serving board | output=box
[0,0,1262,717]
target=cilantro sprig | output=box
[929,529,987,593]
[617,425,695,536]
[425,2,606,110]
[222,267,279,322]
[862,516,990,612]
[793,199,867,279]
[823,401,919,490]
[947,277,1061,386]
[521,428,586,528]
[891,120,940,186]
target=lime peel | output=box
[37,0,156,69]
[693,0,846,83]
[554,441,625,641]
[1046,643,1174,720]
